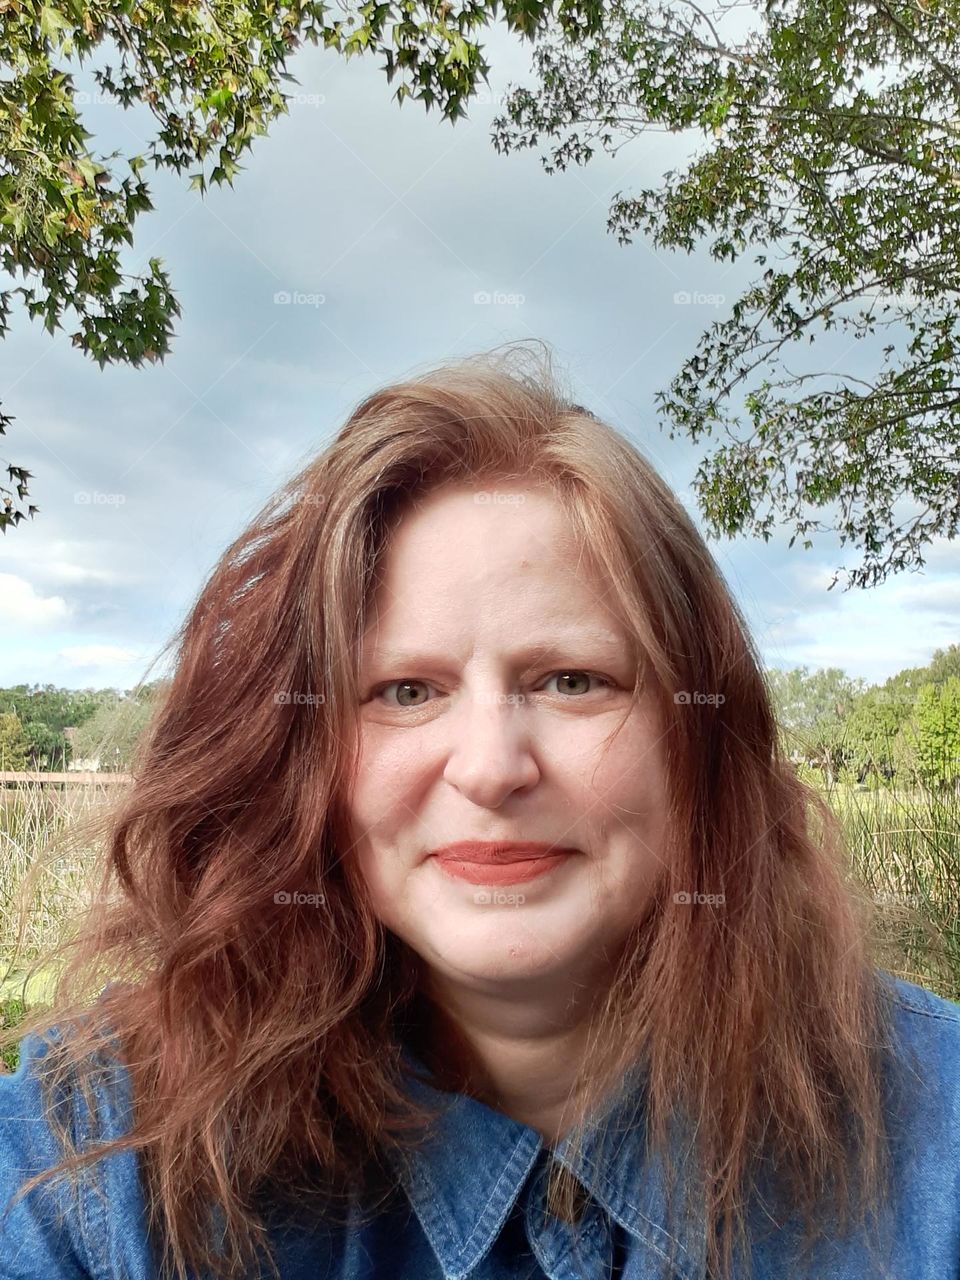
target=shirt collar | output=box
[387,1047,708,1280]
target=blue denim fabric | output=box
[1,970,958,1279]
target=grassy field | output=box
[1,774,958,1072]
[823,781,960,1002]
[0,777,113,1069]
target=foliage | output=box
[910,676,960,791]
[69,688,156,769]
[0,0,606,530]
[0,997,28,1072]
[0,681,163,768]
[839,685,913,780]
[830,781,960,1004]
[768,646,960,786]
[766,664,865,781]
[0,711,30,771]
[926,644,960,686]
[491,0,960,589]
[0,683,100,768]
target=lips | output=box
[429,841,578,886]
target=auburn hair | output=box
[1,341,910,1280]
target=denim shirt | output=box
[1,971,958,1280]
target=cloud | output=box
[0,28,958,691]
[893,579,960,613]
[1,574,71,627]
[33,557,137,588]
[55,645,153,676]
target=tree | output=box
[0,712,30,772]
[911,677,960,792]
[1,0,606,531]
[840,687,912,783]
[491,0,960,589]
[70,690,156,771]
[0,683,107,768]
[813,648,960,784]
[926,644,960,686]
[765,665,865,782]
[891,714,922,789]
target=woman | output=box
[1,343,958,1280]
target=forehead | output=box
[365,625,631,665]
[358,483,637,657]
[375,484,586,580]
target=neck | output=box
[409,962,610,1145]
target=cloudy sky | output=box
[2,24,957,692]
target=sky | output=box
[2,23,957,692]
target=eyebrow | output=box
[365,632,632,670]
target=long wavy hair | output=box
[1,341,912,1280]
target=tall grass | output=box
[826,781,960,1004]
[0,776,121,1053]
[0,772,958,1069]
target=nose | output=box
[441,686,541,807]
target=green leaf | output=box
[74,156,99,186]
[39,4,71,41]
[41,215,61,247]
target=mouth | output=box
[429,841,579,886]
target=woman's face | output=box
[343,482,671,996]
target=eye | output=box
[374,679,435,708]
[541,671,614,697]
[370,670,615,709]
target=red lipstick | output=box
[429,841,578,886]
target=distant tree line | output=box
[0,682,166,773]
[1,646,960,790]
[766,644,960,791]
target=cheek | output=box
[341,790,402,916]
[581,723,669,812]
[352,731,434,817]
[346,736,415,835]
[350,842,405,933]
[584,739,671,883]
[342,737,438,930]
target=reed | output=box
[1,772,958,1067]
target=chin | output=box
[427,927,577,984]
